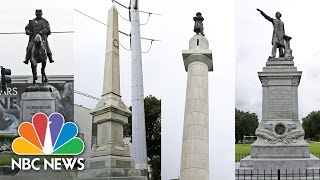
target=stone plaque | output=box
[21,91,56,122]
[116,160,132,168]
[89,161,105,169]
[268,86,292,119]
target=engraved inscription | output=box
[268,86,292,119]
[90,161,105,169]
[22,100,55,122]
[116,160,132,168]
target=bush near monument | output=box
[302,110,320,141]
[235,108,259,144]
[124,95,161,180]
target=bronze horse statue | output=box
[30,34,48,84]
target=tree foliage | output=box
[123,95,161,180]
[302,110,320,141]
[235,108,259,144]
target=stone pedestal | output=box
[237,58,320,173]
[180,34,213,180]
[21,85,56,121]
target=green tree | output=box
[302,110,320,141]
[235,108,259,144]
[124,95,161,180]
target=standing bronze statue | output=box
[193,12,204,36]
[257,9,285,58]
[24,9,54,64]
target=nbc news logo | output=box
[11,113,85,170]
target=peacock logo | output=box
[12,112,84,155]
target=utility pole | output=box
[130,0,148,173]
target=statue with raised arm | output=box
[24,9,54,64]
[193,12,204,36]
[257,9,286,59]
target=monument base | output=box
[14,168,77,180]
[237,154,320,175]
[21,85,56,121]
[251,143,310,159]
[77,155,148,180]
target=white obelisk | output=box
[180,33,213,180]
[130,0,148,172]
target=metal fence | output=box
[236,153,251,162]
[235,153,320,179]
[236,169,320,180]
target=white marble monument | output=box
[237,57,320,174]
[180,14,213,179]
[77,6,147,180]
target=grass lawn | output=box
[235,141,320,162]
[309,141,320,153]
[235,143,251,154]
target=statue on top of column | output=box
[193,12,204,36]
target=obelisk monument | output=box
[180,12,213,180]
[78,6,147,179]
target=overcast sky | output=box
[0,1,73,76]
[236,0,320,121]
[1,0,235,180]
[1,0,319,179]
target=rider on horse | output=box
[24,9,54,64]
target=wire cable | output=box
[119,41,131,51]
[140,13,151,25]
[112,0,161,16]
[142,40,153,53]
[74,90,100,100]
[74,9,129,37]
[111,2,130,22]
[0,31,74,35]
[74,9,160,42]
[74,9,108,26]
[112,0,129,9]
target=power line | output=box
[142,40,153,53]
[74,8,128,37]
[139,10,161,16]
[74,9,108,26]
[112,0,129,9]
[112,1,130,22]
[140,13,151,25]
[112,0,161,16]
[119,41,131,51]
[74,9,160,42]
[112,0,157,26]
[74,90,100,100]
[0,31,74,35]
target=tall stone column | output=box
[180,33,213,179]
[78,6,147,179]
